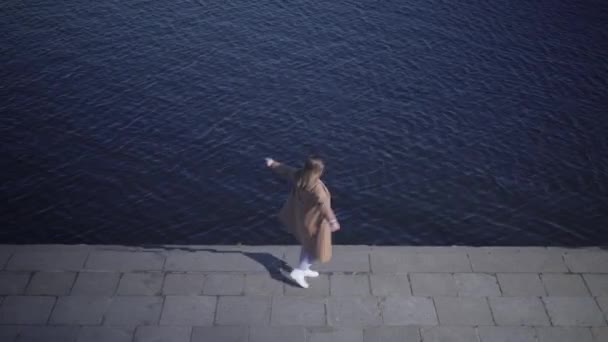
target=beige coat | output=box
[271,163,334,263]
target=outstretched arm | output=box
[265,158,297,181]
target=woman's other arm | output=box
[265,158,297,181]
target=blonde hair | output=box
[295,156,324,190]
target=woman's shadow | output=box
[146,246,299,287]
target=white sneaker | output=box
[303,269,319,278]
[289,269,309,288]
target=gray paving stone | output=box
[86,251,164,271]
[162,273,205,295]
[420,327,477,342]
[478,326,536,342]
[434,297,493,326]
[363,326,420,342]
[454,273,501,297]
[192,326,249,342]
[192,326,247,342]
[592,327,608,342]
[370,274,410,296]
[244,274,284,295]
[16,326,79,342]
[203,273,244,295]
[104,296,163,326]
[71,272,120,295]
[497,273,546,296]
[542,274,590,296]
[328,296,381,326]
[0,296,55,324]
[382,296,438,325]
[469,250,568,273]
[0,325,21,342]
[285,274,329,297]
[271,296,326,326]
[7,251,87,271]
[160,295,216,326]
[77,327,134,342]
[250,327,305,342]
[584,274,608,296]
[50,296,112,325]
[544,297,605,326]
[371,251,471,273]
[26,272,76,295]
[134,326,191,342]
[0,272,30,295]
[286,250,369,273]
[410,273,457,296]
[564,251,608,273]
[307,327,363,342]
[537,327,593,342]
[216,296,271,325]
[490,297,550,326]
[165,251,266,272]
[331,274,370,296]
[116,272,163,296]
[596,297,608,320]
[0,250,12,270]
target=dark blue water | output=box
[1,0,607,246]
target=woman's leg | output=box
[298,247,312,271]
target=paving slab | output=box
[381,296,438,325]
[116,272,163,296]
[162,273,205,295]
[544,297,606,326]
[203,273,244,295]
[369,274,410,296]
[16,326,79,342]
[469,250,568,273]
[165,251,267,272]
[307,327,363,342]
[134,326,191,342]
[7,251,88,271]
[330,274,370,296]
[477,326,536,342]
[159,296,216,326]
[363,326,420,342]
[0,325,21,342]
[584,274,608,296]
[454,273,501,297]
[71,272,120,295]
[192,326,249,342]
[410,273,457,296]
[86,251,164,271]
[564,251,608,273]
[420,327,478,342]
[0,272,30,295]
[50,296,112,325]
[541,274,590,296]
[371,251,471,273]
[249,326,305,342]
[328,296,381,326]
[244,273,285,296]
[536,327,594,342]
[496,273,545,296]
[489,297,550,326]
[26,272,76,295]
[76,327,134,342]
[0,250,12,270]
[596,297,608,321]
[434,297,493,326]
[286,250,370,273]
[216,296,271,325]
[0,296,55,324]
[103,296,163,326]
[271,296,326,326]
[592,327,608,342]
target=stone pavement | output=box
[0,245,607,342]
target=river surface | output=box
[1,0,607,245]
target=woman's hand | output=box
[265,158,276,167]
[330,219,340,232]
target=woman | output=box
[265,156,340,288]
